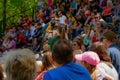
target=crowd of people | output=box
[0,0,120,80]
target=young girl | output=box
[35,52,55,80]
[89,42,119,80]
[75,51,100,80]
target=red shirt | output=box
[17,33,27,45]
[103,6,112,16]
[35,70,47,80]
[92,33,98,43]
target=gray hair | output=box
[4,49,36,80]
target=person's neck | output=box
[107,42,115,48]
[55,62,71,67]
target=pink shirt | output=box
[7,40,16,50]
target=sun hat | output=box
[75,51,100,66]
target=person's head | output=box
[58,11,62,17]
[94,21,103,32]
[36,23,42,29]
[96,21,102,28]
[4,49,36,80]
[8,34,14,41]
[78,9,85,16]
[75,51,100,74]
[89,42,111,63]
[107,0,113,7]
[85,10,91,18]
[91,12,96,18]
[76,35,84,45]
[103,23,115,32]
[95,13,102,21]
[84,25,90,33]
[41,52,55,71]
[101,31,117,48]
[9,29,14,34]
[72,36,84,51]
[89,0,96,6]
[52,39,73,65]
[76,35,85,51]
[66,11,72,17]
[43,44,51,53]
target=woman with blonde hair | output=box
[35,52,55,80]
[4,49,36,80]
[75,51,100,80]
[89,42,118,80]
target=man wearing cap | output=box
[103,23,115,32]
[101,30,120,79]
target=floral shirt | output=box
[35,70,47,80]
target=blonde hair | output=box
[43,44,50,52]
[81,61,97,80]
[4,49,36,80]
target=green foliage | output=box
[0,0,38,27]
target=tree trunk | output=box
[3,0,7,32]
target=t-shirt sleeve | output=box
[43,72,52,80]
[96,68,106,80]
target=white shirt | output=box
[59,15,66,24]
[97,62,118,80]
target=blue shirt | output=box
[43,62,91,80]
[107,44,120,79]
[30,26,36,37]
[70,1,77,9]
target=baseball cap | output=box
[75,51,100,66]
[104,23,115,30]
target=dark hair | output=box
[52,39,73,64]
[8,36,14,41]
[73,38,82,49]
